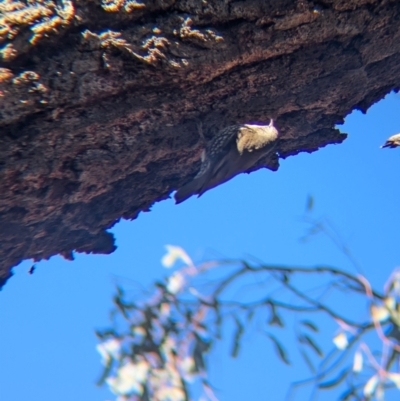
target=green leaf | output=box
[266,333,290,365]
[95,330,105,339]
[95,329,117,339]
[300,320,319,332]
[215,301,222,339]
[96,359,113,386]
[231,316,244,358]
[109,309,117,321]
[247,309,255,322]
[155,281,166,290]
[299,334,323,357]
[113,294,129,319]
[116,285,124,297]
[299,349,316,373]
[241,261,253,270]
[299,224,323,243]
[306,195,314,212]
[140,384,151,401]
[318,368,349,389]
[193,338,206,372]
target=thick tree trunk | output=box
[1,0,399,288]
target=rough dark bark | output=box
[1,0,399,288]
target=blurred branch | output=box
[96,215,400,401]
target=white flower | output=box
[162,245,193,268]
[167,272,185,294]
[107,359,149,395]
[370,303,390,322]
[376,384,384,401]
[353,350,363,372]
[333,332,348,350]
[387,372,400,389]
[155,386,185,401]
[364,374,379,397]
[97,338,121,365]
[179,357,195,381]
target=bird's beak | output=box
[380,142,391,148]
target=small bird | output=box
[175,119,279,203]
[381,133,400,149]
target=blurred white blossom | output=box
[97,338,121,365]
[155,386,185,401]
[333,332,348,350]
[180,356,195,381]
[353,350,363,373]
[107,359,149,395]
[370,303,390,322]
[162,245,193,268]
[364,375,379,397]
[376,384,384,401]
[387,372,400,389]
[362,373,400,399]
[167,272,185,294]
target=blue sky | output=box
[1,92,400,401]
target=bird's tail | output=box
[381,141,393,148]
[174,178,203,204]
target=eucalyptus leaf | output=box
[300,320,319,332]
[299,349,316,373]
[266,333,290,365]
[231,316,244,358]
[319,368,350,389]
[299,334,323,357]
